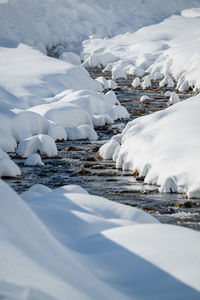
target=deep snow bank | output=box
[100,94,200,198]
[1,180,200,299]
[0,0,199,53]
[82,7,200,92]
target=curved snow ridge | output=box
[1,180,200,299]
[100,94,200,198]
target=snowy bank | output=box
[0,0,198,54]
[1,180,200,299]
[82,8,200,91]
[100,94,200,198]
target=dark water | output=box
[6,68,200,231]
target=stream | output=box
[6,67,200,231]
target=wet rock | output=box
[90,164,107,170]
[132,169,139,177]
[106,178,118,182]
[184,201,195,208]
[96,152,103,160]
[73,168,91,176]
[62,146,80,151]
[136,176,145,182]
[80,163,92,168]
[88,146,100,153]
[117,190,138,194]
[95,171,117,176]
[84,157,96,162]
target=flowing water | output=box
[6,67,200,231]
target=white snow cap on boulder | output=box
[132,77,141,88]
[17,134,57,158]
[24,153,44,166]
[168,92,180,105]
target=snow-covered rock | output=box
[168,92,180,105]
[159,75,174,88]
[24,153,44,166]
[17,134,57,158]
[142,75,152,89]
[140,95,150,102]
[132,77,141,88]
[99,140,120,160]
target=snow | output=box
[29,89,128,139]
[99,139,119,160]
[24,153,44,166]
[0,179,200,299]
[132,77,141,88]
[0,0,199,54]
[17,134,57,158]
[108,79,117,90]
[159,75,174,88]
[95,76,109,90]
[59,52,81,65]
[0,150,21,177]
[140,95,150,102]
[101,93,200,198]
[82,8,200,92]
[168,92,180,105]
[142,75,152,89]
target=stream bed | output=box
[6,67,200,231]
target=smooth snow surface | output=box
[1,180,200,299]
[101,94,200,198]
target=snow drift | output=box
[1,180,200,299]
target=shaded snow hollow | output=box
[1,180,200,299]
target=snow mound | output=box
[168,92,180,105]
[95,76,109,90]
[103,94,200,198]
[132,77,141,88]
[108,79,117,90]
[140,95,150,102]
[0,129,16,152]
[1,180,200,299]
[29,89,128,134]
[17,134,57,158]
[59,52,81,65]
[0,148,21,177]
[24,153,44,166]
